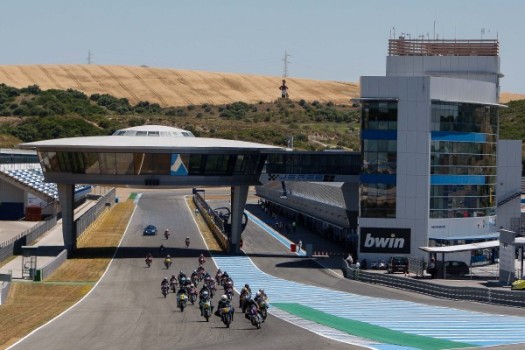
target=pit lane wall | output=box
[192,193,229,251]
[342,260,525,308]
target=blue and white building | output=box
[357,37,521,260]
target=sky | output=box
[1,0,524,93]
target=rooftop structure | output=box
[388,38,499,57]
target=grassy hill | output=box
[0,64,523,153]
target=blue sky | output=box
[1,0,523,93]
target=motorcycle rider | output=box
[257,289,268,301]
[178,271,189,288]
[164,228,170,239]
[199,289,212,316]
[244,296,260,320]
[215,269,223,283]
[164,254,172,268]
[161,277,169,293]
[185,236,190,247]
[159,244,165,256]
[239,283,251,307]
[215,294,234,321]
[145,253,153,267]
[198,253,206,265]
[191,269,199,283]
[169,275,178,290]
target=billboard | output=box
[360,227,411,254]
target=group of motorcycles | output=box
[158,256,269,329]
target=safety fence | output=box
[342,260,525,308]
[193,193,229,251]
[75,188,116,240]
[35,249,67,282]
[0,217,57,264]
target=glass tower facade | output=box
[429,101,498,219]
[360,100,398,218]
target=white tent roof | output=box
[419,240,499,254]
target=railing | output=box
[0,217,57,264]
[342,260,525,308]
[37,249,67,281]
[388,38,499,57]
[193,192,229,251]
[75,188,116,239]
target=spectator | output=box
[427,258,436,279]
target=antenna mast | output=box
[282,50,291,77]
[87,49,93,64]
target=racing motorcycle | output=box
[161,285,169,298]
[247,304,263,329]
[177,292,188,312]
[257,299,269,321]
[188,285,198,305]
[220,305,232,328]
[225,286,234,301]
[170,280,177,293]
[164,258,172,269]
[201,299,213,322]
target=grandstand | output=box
[0,150,91,220]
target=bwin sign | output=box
[360,228,411,254]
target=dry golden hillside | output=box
[0,65,521,106]
[500,92,525,103]
[0,65,359,107]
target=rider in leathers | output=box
[215,294,234,321]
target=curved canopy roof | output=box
[19,125,284,153]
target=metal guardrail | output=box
[193,193,229,251]
[75,188,116,238]
[0,217,57,264]
[342,260,525,308]
[37,249,67,281]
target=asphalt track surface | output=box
[10,191,354,350]
[10,190,525,350]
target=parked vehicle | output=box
[437,261,469,276]
[387,256,409,274]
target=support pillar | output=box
[57,183,77,258]
[229,185,249,254]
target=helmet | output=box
[180,270,183,274]
[245,284,249,289]
[193,270,197,273]
[165,228,169,231]
[256,292,261,297]
[186,236,189,239]
[202,290,209,296]
[221,295,227,301]
[163,277,168,281]
[171,275,175,278]
[166,254,171,258]
[200,253,204,256]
